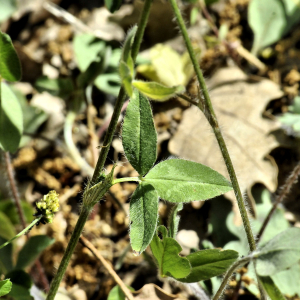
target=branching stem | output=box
[169,0,256,252]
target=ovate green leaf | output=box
[35,76,74,98]
[0,82,23,153]
[150,226,191,279]
[0,279,12,297]
[16,235,54,269]
[107,285,134,300]
[132,81,185,101]
[73,34,105,72]
[130,183,159,254]
[177,249,238,283]
[144,159,232,203]
[0,211,16,240]
[258,276,285,300]
[105,0,122,13]
[6,270,32,290]
[0,31,21,81]
[0,236,13,274]
[256,227,300,276]
[123,89,157,175]
[7,284,33,300]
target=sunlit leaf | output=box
[0,279,12,297]
[144,159,232,203]
[258,276,285,300]
[123,89,157,175]
[132,81,185,101]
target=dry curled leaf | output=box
[169,67,282,206]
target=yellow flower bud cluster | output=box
[35,190,59,224]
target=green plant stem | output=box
[212,256,251,300]
[177,94,198,106]
[46,207,91,300]
[0,217,42,250]
[46,2,153,299]
[92,0,152,183]
[169,0,256,252]
[112,177,141,184]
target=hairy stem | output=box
[213,256,251,300]
[92,0,152,183]
[169,0,256,252]
[46,2,153,299]
[257,161,300,242]
[46,207,91,300]
[0,217,42,250]
[112,177,141,184]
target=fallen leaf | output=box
[169,67,282,210]
[132,284,187,300]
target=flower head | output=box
[35,190,59,224]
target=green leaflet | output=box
[16,235,54,270]
[177,249,238,283]
[0,279,12,297]
[0,31,21,81]
[107,285,134,300]
[144,159,232,203]
[130,183,159,254]
[150,226,191,279]
[258,276,285,300]
[119,26,137,96]
[255,227,300,276]
[132,80,185,101]
[0,82,23,153]
[122,89,157,175]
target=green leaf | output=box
[167,203,183,238]
[6,270,32,290]
[16,235,54,270]
[258,276,285,300]
[123,89,157,175]
[0,31,21,81]
[0,211,16,240]
[35,76,74,98]
[177,249,238,283]
[0,236,13,274]
[121,26,137,73]
[94,73,120,97]
[249,0,285,55]
[144,159,232,203]
[108,285,134,300]
[0,279,12,297]
[73,33,105,72]
[130,182,159,254]
[119,61,133,97]
[132,81,185,101]
[248,0,300,55]
[0,200,34,225]
[0,82,23,153]
[256,227,300,276]
[7,284,33,300]
[150,226,191,279]
[105,0,122,13]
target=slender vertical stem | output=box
[169,0,256,252]
[46,2,153,299]
[92,0,152,183]
[46,207,91,300]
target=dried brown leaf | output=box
[169,67,282,203]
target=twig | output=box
[177,94,198,106]
[257,161,300,242]
[79,236,134,300]
[3,152,27,229]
